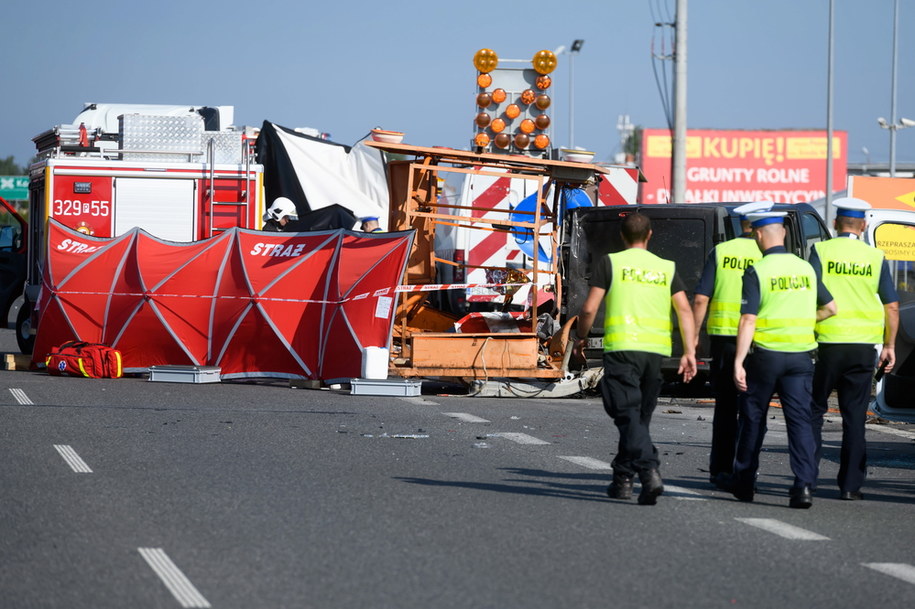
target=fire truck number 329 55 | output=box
[53,199,111,217]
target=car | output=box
[0,196,27,330]
[560,202,831,393]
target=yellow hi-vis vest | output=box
[708,237,762,336]
[603,248,675,356]
[813,237,885,344]
[753,253,818,352]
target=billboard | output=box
[639,129,847,204]
[847,175,915,210]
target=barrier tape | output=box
[42,282,530,306]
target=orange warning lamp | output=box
[531,49,557,75]
[473,48,499,73]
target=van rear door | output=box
[564,205,719,383]
[866,210,915,419]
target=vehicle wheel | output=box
[16,302,34,354]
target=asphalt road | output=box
[2,327,914,609]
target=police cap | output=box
[832,197,871,219]
[733,201,774,220]
[747,210,787,228]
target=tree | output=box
[0,156,25,175]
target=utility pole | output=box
[826,0,834,226]
[671,0,687,203]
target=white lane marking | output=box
[490,432,551,445]
[663,484,706,501]
[443,412,491,424]
[868,425,915,440]
[862,563,915,586]
[558,456,613,470]
[53,445,93,473]
[138,548,211,608]
[9,388,32,405]
[736,518,830,541]
[399,397,438,406]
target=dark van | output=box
[561,202,830,391]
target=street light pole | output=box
[569,39,584,149]
[890,0,899,177]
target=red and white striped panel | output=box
[597,166,641,206]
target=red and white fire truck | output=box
[17,103,264,352]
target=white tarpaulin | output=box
[256,122,389,228]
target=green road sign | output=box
[0,176,29,200]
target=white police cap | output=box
[733,201,775,219]
[746,210,787,228]
[832,197,871,218]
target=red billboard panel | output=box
[639,129,847,204]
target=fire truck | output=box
[17,103,264,352]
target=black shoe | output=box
[710,472,731,491]
[729,482,754,502]
[789,486,813,509]
[607,474,633,500]
[840,490,863,501]
[638,469,664,505]
[718,473,754,502]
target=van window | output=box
[874,222,915,306]
[802,212,829,255]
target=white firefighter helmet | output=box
[264,197,299,222]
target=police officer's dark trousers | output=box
[600,350,662,478]
[733,348,818,492]
[812,343,876,493]
[709,335,739,477]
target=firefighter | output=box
[809,197,899,500]
[692,201,771,488]
[574,212,697,506]
[730,210,836,508]
[262,197,299,232]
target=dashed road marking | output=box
[558,456,612,470]
[53,445,92,473]
[735,518,830,540]
[662,484,706,500]
[862,563,915,586]
[138,548,211,608]
[400,397,438,406]
[444,412,491,424]
[490,432,551,445]
[9,388,32,405]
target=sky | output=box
[2,0,913,171]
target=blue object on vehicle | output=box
[510,190,551,262]
[509,187,593,262]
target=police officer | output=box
[575,212,697,506]
[731,209,836,508]
[360,216,384,233]
[809,197,899,500]
[692,201,771,488]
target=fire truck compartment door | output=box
[114,178,196,242]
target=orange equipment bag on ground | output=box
[46,341,123,379]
